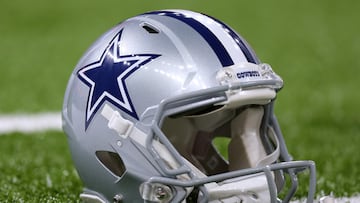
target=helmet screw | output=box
[155,186,168,200]
[225,70,233,79]
[113,194,123,203]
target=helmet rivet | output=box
[117,140,122,147]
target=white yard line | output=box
[0,112,62,134]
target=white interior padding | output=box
[228,107,267,170]
[217,88,276,109]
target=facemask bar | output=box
[139,80,316,202]
[141,161,315,203]
[268,104,303,202]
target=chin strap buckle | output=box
[101,104,133,138]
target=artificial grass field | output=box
[1,0,359,201]
[0,132,81,202]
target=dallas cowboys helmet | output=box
[62,9,316,203]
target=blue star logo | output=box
[77,29,160,129]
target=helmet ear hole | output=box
[95,151,126,177]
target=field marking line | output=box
[0,112,62,134]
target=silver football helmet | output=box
[62,9,316,203]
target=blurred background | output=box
[0,0,359,201]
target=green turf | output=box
[1,0,359,201]
[0,132,82,202]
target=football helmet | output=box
[62,9,316,203]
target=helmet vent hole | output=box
[95,151,126,177]
[141,23,159,34]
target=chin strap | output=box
[101,104,133,138]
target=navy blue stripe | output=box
[144,11,234,67]
[204,14,259,64]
